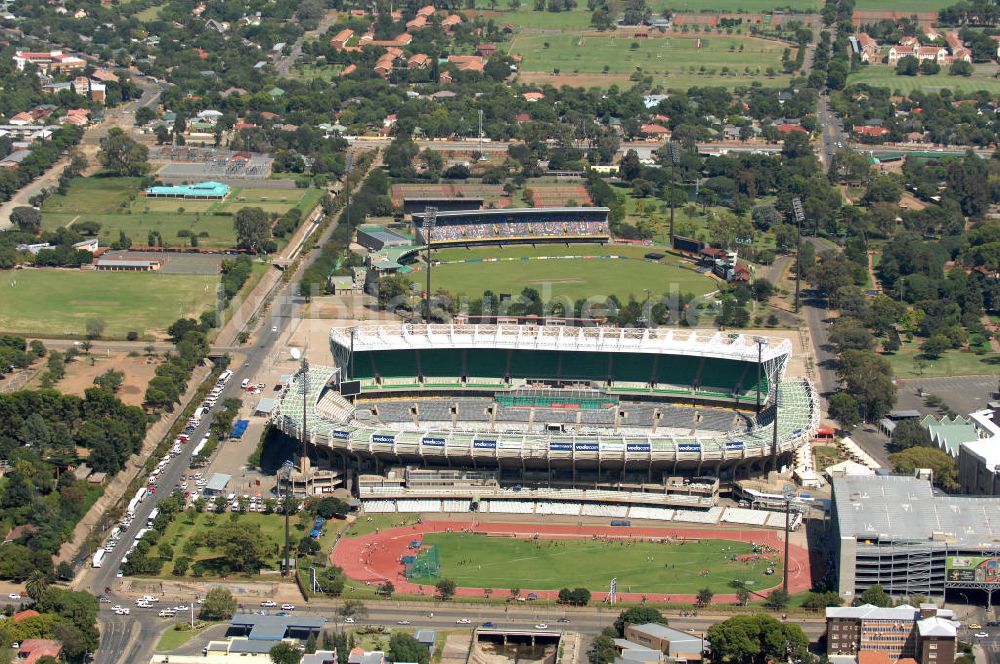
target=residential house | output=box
[441,14,462,29]
[1,149,32,169]
[915,45,947,63]
[91,68,119,83]
[8,112,34,126]
[408,53,430,70]
[439,70,452,84]
[448,55,484,72]
[406,15,428,30]
[205,18,229,32]
[522,91,545,102]
[416,5,436,17]
[72,76,90,96]
[476,43,498,58]
[374,54,397,78]
[41,81,72,94]
[852,124,889,138]
[15,639,63,664]
[856,32,880,63]
[341,64,357,76]
[887,44,915,64]
[639,123,669,137]
[331,28,354,50]
[923,25,941,41]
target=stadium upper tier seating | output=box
[347,348,767,401]
[414,208,611,245]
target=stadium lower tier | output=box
[359,499,801,531]
[275,367,818,477]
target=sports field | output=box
[847,67,1000,95]
[0,270,219,338]
[852,0,953,9]
[509,33,793,89]
[408,532,779,594]
[427,244,715,301]
[42,177,321,248]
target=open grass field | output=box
[409,532,780,594]
[852,0,953,10]
[509,33,793,89]
[41,177,321,248]
[847,67,1000,95]
[157,511,345,578]
[883,341,1000,379]
[491,7,596,29]
[427,244,716,301]
[0,270,219,338]
[652,0,820,10]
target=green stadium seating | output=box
[418,349,464,379]
[700,358,747,393]
[560,351,610,381]
[370,350,419,379]
[611,353,655,384]
[466,349,509,378]
[509,350,560,379]
[351,351,378,380]
[654,355,701,387]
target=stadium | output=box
[274,323,819,527]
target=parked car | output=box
[261,600,277,607]
[281,604,295,611]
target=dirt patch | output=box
[53,351,161,406]
[899,192,926,211]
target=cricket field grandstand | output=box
[413,207,611,246]
[274,324,818,528]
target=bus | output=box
[147,508,160,527]
[92,549,106,568]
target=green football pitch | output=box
[409,533,780,594]
[427,244,716,302]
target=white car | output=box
[272,325,278,332]
[456,618,471,624]
[344,617,355,624]
[114,607,130,615]
[280,604,295,611]
[7,593,20,600]
[175,605,189,612]
[261,600,277,607]
[136,602,150,609]
[975,632,989,638]
[397,619,411,625]
[534,624,548,630]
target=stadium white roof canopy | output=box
[331,324,792,365]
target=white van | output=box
[158,609,176,618]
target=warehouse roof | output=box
[206,473,231,492]
[832,475,1000,546]
[229,614,327,640]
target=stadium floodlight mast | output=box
[791,197,805,313]
[666,142,681,247]
[280,459,294,576]
[754,336,768,415]
[781,485,795,594]
[423,207,438,322]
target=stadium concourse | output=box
[331,520,813,603]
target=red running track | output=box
[332,520,812,603]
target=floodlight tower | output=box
[792,197,805,313]
[423,207,438,322]
[666,142,680,247]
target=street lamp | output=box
[423,207,438,323]
[781,486,795,595]
[754,336,768,415]
[791,197,805,313]
[280,460,294,577]
[666,142,680,248]
[643,288,652,329]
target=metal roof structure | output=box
[205,473,231,493]
[413,206,609,220]
[920,414,977,457]
[832,474,1000,547]
[229,614,327,640]
[964,410,1000,474]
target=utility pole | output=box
[423,207,438,322]
[792,197,805,313]
[666,142,680,248]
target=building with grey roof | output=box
[229,613,327,640]
[622,623,707,661]
[301,650,337,664]
[204,472,231,495]
[832,474,1000,600]
[959,409,1000,496]
[825,603,957,662]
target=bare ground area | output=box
[40,352,160,406]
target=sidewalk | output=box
[62,362,214,574]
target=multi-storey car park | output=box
[272,324,819,519]
[832,474,1000,604]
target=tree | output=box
[950,60,973,76]
[200,586,237,620]
[25,570,50,601]
[696,587,714,607]
[706,614,809,664]
[377,273,413,310]
[857,584,892,608]
[619,149,642,181]
[436,578,457,600]
[234,207,272,253]
[340,598,368,621]
[85,318,106,340]
[389,632,430,664]
[97,127,149,176]
[828,392,861,431]
[310,496,349,519]
[764,588,789,609]
[269,642,302,664]
[920,334,950,359]
[837,350,897,421]
[891,447,960,491]
[94,369,125,393]
[895,55,919,75]
[588,635,617,664]
[378,580,395,597]
[11,206,42,234]
[801,591,843,610]
[613,606,667,637]
[890,419,932,451]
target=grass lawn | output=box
[427,244,716,301]
[42,178,322,248]
[883,341,1000,379]
[853,0,955,9]
[509,33,793,89]
[0,270,218,338]
[409,532,781,594]
[155,624,203,652]
[813,444,844,470]
[158,511,347,578]
[492,7,595,29]
[847,67,1000,95]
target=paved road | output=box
[816,94,847,172]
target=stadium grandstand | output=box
[413,207,611,246]
[273,325,818,507]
